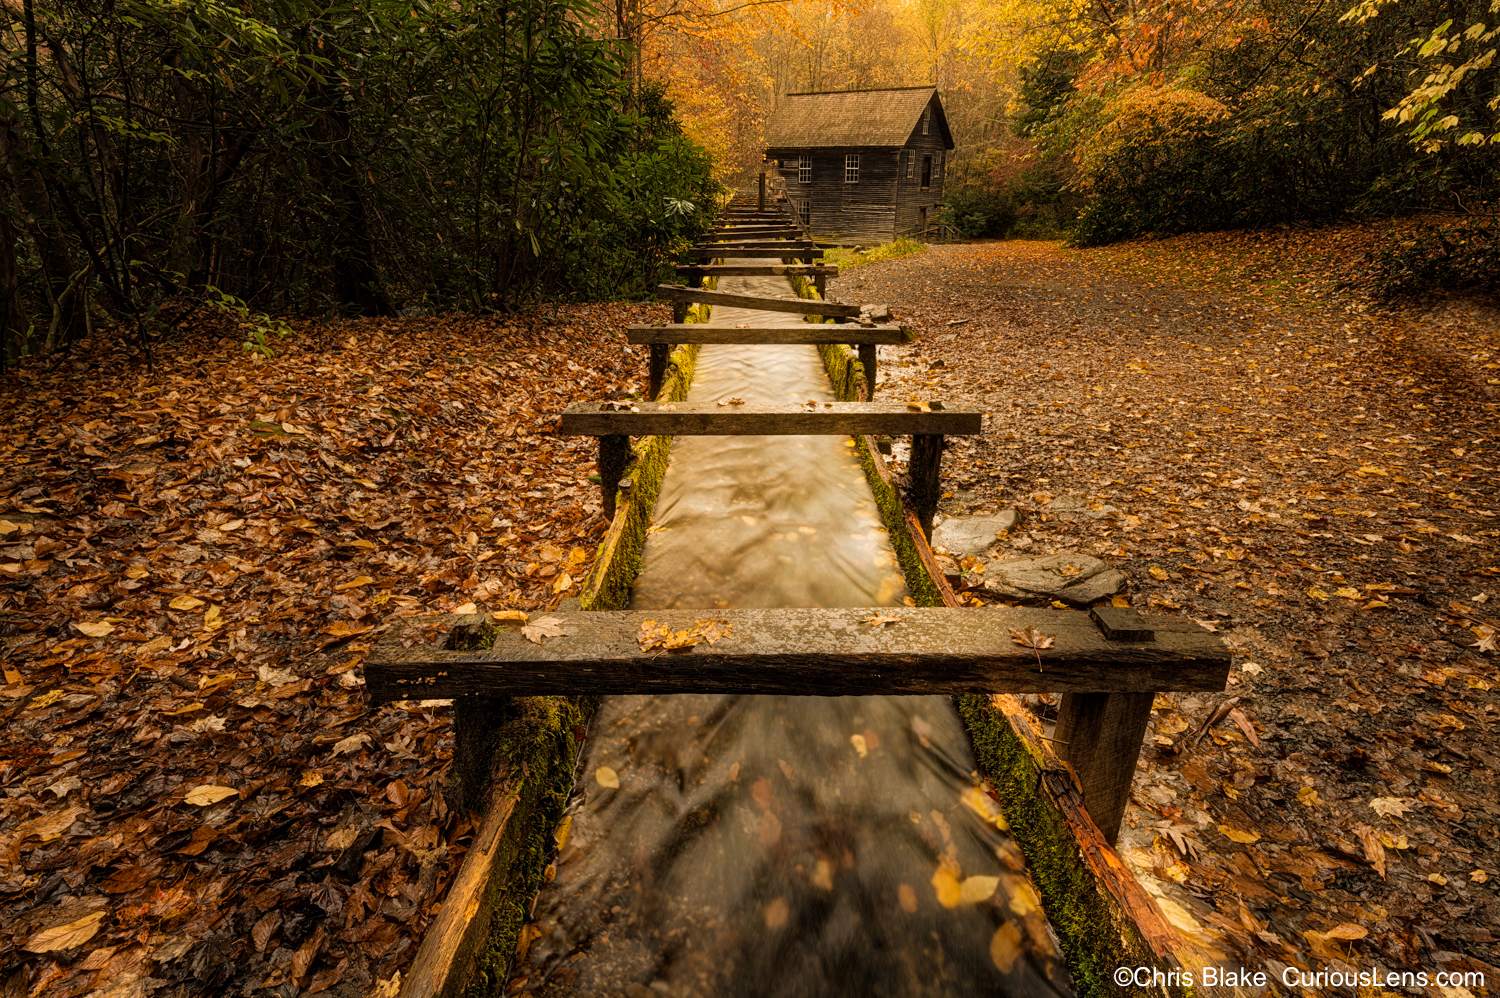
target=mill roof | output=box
[763,86,955,150]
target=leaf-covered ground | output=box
[843,234,1500,984]
[0,307,653,996]
[5,222,1499,997]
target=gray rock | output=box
[860,303,893,322]
[929,511,1019,557]
[1045,495,1122,521]
[983,553,1127,607]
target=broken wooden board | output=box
[626,324,910,345]
[560,400,981,437]
[656,284,860,318]
[365,607,1228,703]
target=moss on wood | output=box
[454,695,596,998]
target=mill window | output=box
[798,154,811,183]
[845,154,860,183]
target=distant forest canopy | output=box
[0,0,720,367]
[646,0,1498,247]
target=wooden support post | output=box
[451,695,507,813]
[758,171,766,211]
[672,301,689,324]
[597,434,631,521]
[647,344,669,399]
[687,272,703,289]
[1054,691,1155,845]
[843,356,856,402]
[907,433,944,539]
[813,273,828,300]
[858,343,878,400]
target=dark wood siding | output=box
[767,146,899,243]
[893,93,949,237]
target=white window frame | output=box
[936,152,944,179]
[905,149,915,180]
[798,154,811,183]
[797,199,810,226]
[922,109,930,135]
[844,153,860,184]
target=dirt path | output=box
[835,240,1500,982]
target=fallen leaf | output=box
[1148,566,1168,580]
[493,610,529,622]
[1297,786,1324,806]
[931,863,963,908]
[335,575,375,591]
[168,595,204,611]
[1008,627,1055,650]
[595,766,620,789]
[1428,872,1448,885]
[959,875,999,903]
[898,883,918,913]
[23,911,105,953]
[75,620,115,638]
[764,897,789,928]
[990,923,1022,973]
[1471,869,1489,884]
[1370,797,1416,819]
[1354,823,1386,879]
[183,784,239,806]
[331,732,372,757]
[863,613,903,626]
[1219,824,1261,844]
[522,615,566,644]
[1306,587,1329,601]
[27,689,66,710]
[1325,923,1368,941]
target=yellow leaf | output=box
[335,576,375,592]
[1356,465,1388,476]
[898,883,918,913]
[75,620,115,638]
[203,605,223,631]
[989,922,1022,974]
[23,911,104,953]
[452,602,478,615]
[124,565,150,579]
[569,546,588,565]
[322,621,371,637]
[764,897,789,929]
[27,689,66,710]
[552,571,573,594]
[960,875,999,904]
[1110,594,1131,607]
[169,595,205,611]
[595,766,620,789]
[1298,786,1324,806]
[1428,872,1448,885]
[1306,587,1330,601]
[1471,869,1489,884]
[961,786,1009,830]
[931,865,963,908]
[3,666,20,685]
[1325,923,1368,940]
[299,772,325,788]
[1219,824,1262,844]
[1334,587,1362,599]
[850,733,868,758]
[183,784,239,806]
[1148,566,1168,580]
[219,519,245,532]
[493,610,529,622]
[1007,880,1040,916]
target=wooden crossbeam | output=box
[674,265,838,278]
[656,284,860,318]
[364,607,1229,702]
[685,248,825,260]
[710,227,802,237]
[698,241,817,251]
[626,323,908,344]
[565,400,974,524]
[561,400,979,437]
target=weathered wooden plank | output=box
[397,779,519,998]
[561,400,981,437]
[710,227,802,237]
[626,324,909,345]
[365,608,1230,702]
[656,284,860,318]
[686,248,825,260]
[674,265,839,278]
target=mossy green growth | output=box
[455,695,595,998]
[823,237,925,270]
[954,694,1169,998]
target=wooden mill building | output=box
[763,86,955,244]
